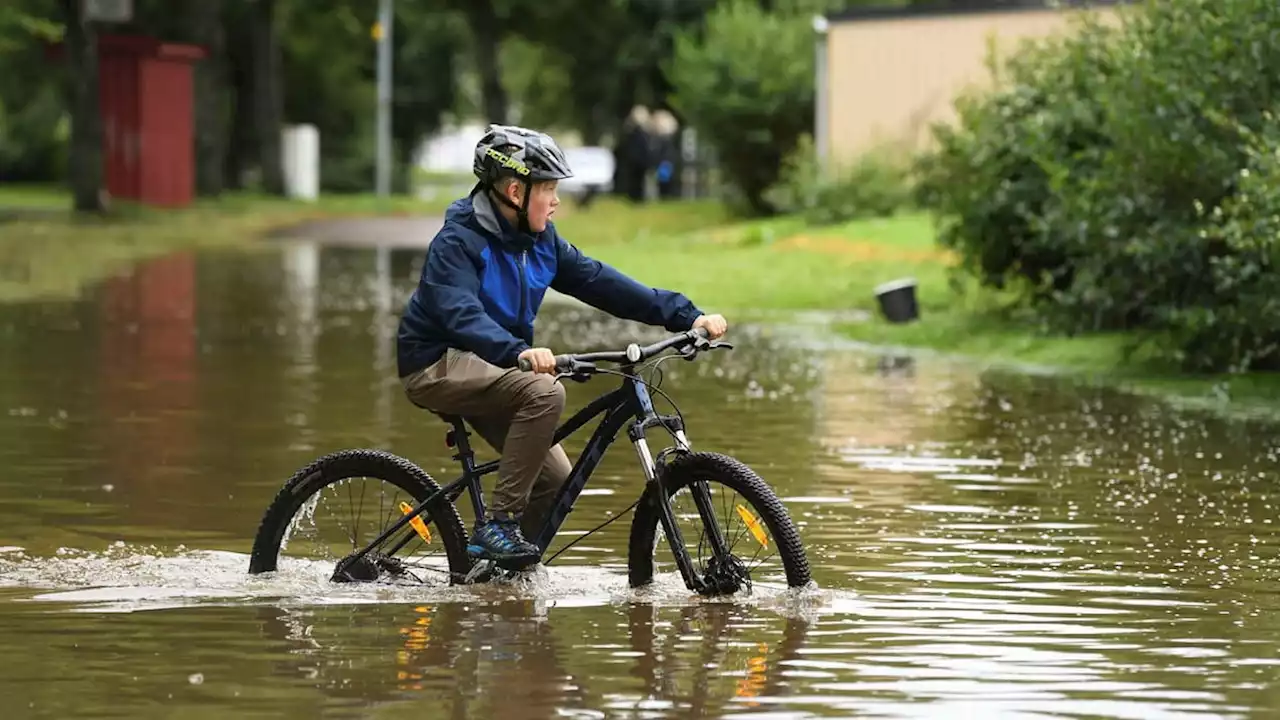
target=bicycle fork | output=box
[633,429,733,594]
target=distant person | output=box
[395,124,728,569]
[616,105,652,203]
[648,109,680,200]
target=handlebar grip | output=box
[517,354,574,372]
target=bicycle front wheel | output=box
[248,449,472,585]
[627,451,811,595]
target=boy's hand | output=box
[692,314,728,340]
[519,347,558,374]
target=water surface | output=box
[2,239,1279,718]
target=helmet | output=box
[473,124,574,185]
[472,124,573,234]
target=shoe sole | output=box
[467,544,540,571]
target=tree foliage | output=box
[915,0,1280,373]
[0,1,65,183]
[667,0,817,214]
[1,0,915,207]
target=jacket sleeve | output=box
[550,232,703,332]
[417,232,529,367]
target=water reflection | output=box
[255,600,810,718]
[1,239,1280,717]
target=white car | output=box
[558,146,615,197]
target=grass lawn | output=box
[0,183,70,209]
[566,203,1280,411]
[571,210,954,314]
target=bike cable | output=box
[542,359,688,567]
[543,496,642,566]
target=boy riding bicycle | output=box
[397,124,727,570]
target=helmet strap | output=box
[489,178,534,234]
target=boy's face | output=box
[506,180,559,233]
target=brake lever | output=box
[555,360,597,383]
[709,341,734,351]
[556,372,592,384]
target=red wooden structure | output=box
[100,36,206,207]
[50,35,206,207]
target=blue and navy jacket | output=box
[396,192,703,377]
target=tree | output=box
[392,7,463,188]
[0,3,66,184]
[668,0,817,213]
[58,0,104,212]
[189,0,228,196]
[250,0,284,195]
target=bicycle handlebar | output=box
[517,326,727,374]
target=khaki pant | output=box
[400,349,571,539]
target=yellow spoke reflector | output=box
[735,504,768,548]
[399,501,432,544]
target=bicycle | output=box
[247,327,812,597]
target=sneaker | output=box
[467,517,540,570]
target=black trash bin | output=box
[875,278,919,324]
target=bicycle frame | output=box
[343,366,725,591]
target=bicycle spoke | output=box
[346,481,356,544]
[281,477,450,580]
[665,478,783,591]
[330,483,356,548]
[353,480,367,543]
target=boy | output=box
[397,124,727,570]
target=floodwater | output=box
[2,237,1280,719]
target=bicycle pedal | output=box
[464,559,497,584]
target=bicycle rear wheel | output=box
[249,449,471,585]
[627,451,811,595]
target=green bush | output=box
[768,135,914,225]
[0,16,68,183]
[1168,121,1280,372]
[916,0,1280,373]
[667,0,816,215]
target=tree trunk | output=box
[464,0,508,124]
[250,0,284,194]
[223,8,253,191]
[610,73,639,199]
[61,0,104,213]
[191,0,227,196]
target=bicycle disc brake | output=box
[701,553,751,596]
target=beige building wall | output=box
[823,6,1122,165]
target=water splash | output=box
[0,542,838,619]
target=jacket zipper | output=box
[517,250,528,330]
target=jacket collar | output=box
[472,191,536,251]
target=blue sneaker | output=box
[467,516,540,570]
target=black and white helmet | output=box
[473,124,574,185]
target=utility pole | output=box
[375,0,393,196]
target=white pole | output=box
[376,0,394,196]
[813,14,830,178]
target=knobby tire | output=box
[627,451,811,593]
[248,449,471,581]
